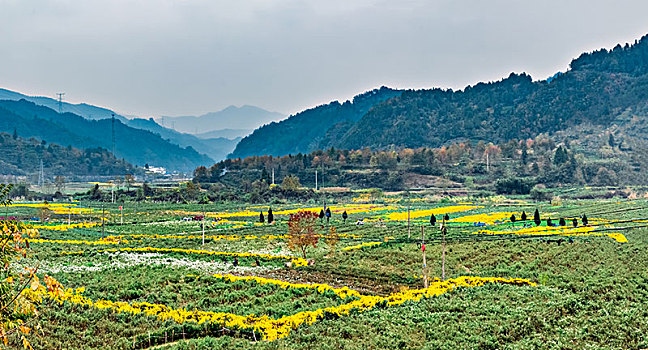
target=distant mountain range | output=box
[0,88,255,167]
[230,86,403,158]
[0,88,128,122]
[230,34,648,159]
[159,105,284,135]
[0,100,211,172]
[125,118,240,162]
[194,128,252,139]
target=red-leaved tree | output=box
[286,211,320,259]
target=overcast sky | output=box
[1,0,648,125]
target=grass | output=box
[11,196,648,349]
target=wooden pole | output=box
[422,225,428,288]
[101,203,105,237]
[202,203,205,245]
[441,216,446,281]
[407,192,411,239]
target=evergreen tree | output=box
[608,133,615,147]
[533,209,541,226]
[12,128,17,140]
[559,218,566,226]
[553,146,569,165]
[521,211,527,221]
[430,215,436,226]
[260,211,265,224]
[582,214,588,226]
[267,208,274,223]
[342,211,348,223]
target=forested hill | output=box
[0,132,135,176]
[230,34,648,156]
[0,100,212,172]
[229,86,402,159]
[335,34,648,150]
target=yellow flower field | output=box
[449,212,518,224]
[477,225,628,242]
[24,274,535,341]
[381,205,482,221]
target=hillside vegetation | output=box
[0,132,135,177]
[0,100,212,172]
[230,87,402,158]
[232,34,648,157]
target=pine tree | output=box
[533,209,541,226]
[260,211,265,224]
[268,208,274,223]
[521,211,527,221]
[430,215,436,226]
[608,133,615,147]
[342,211,348,223]
[559,218,566,226]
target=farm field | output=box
[7,195,648,349]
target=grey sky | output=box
[1,0,648,126]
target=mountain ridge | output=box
[160,105,284,135]
[0,100,212,172]
[228,34,648,158]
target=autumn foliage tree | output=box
[286,211,320,259]
[0,184,62,348]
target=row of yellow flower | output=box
[6,203,102,214]
[61,247,310,267]
[211,273,364,300]
[109,232,360,241]
[23,275,535,341]
[449,212,518,224]
[27,231,360,246]
[477,225,628,243]
[28,237,122,245]
[32,222,101,231]
[342,242,384,251]
[167,204,397,219]
[381,205,482,221]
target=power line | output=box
[56,92,65,113]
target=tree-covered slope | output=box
[333,34,648,150]
[230,34,648,157]
[0,100,212,172]
[229,87,402,158]
[0,132,135,176]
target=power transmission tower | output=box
[56,93,65,113]
[111,114,116,156]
